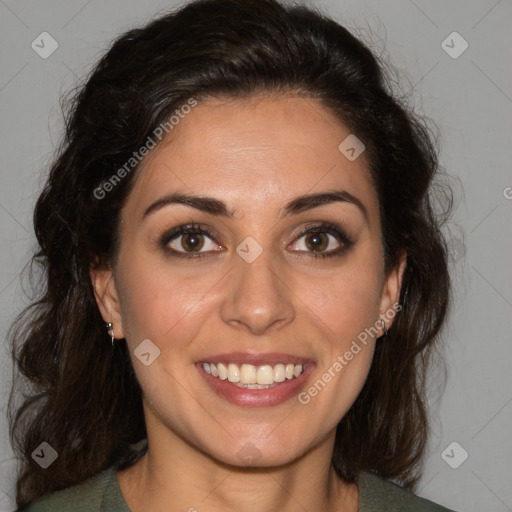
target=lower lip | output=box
[197,364,315,407]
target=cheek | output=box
[116,250,223,352]
[117,236,384,354]
[291,265,382,430]
[299,259,383,342]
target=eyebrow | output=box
[142,189,368,223]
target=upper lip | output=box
[197,352,313,366]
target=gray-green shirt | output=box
[22,467,457,511]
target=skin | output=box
[91,95,406,512]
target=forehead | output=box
[123,95,378,222]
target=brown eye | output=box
[162,224,222,256]
[288,222,354,258]
[304,232,329,252]
[180,232,204,252]
[291,229,342,254]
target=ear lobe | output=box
[90,266,125,339]
[378,250,407,336]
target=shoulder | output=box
[358,470,458,512]
[21,467,130,512]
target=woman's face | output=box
[93,95,405,468]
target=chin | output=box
[199,432,317,470]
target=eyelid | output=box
[159,223,224,258]
[289,221,354,253]
[160,223,223,245]
[159,221,354,258]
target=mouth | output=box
[196,353,314,407]
[202,362,306,388]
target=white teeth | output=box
[256,365,274,385]
[273,364,286,383]
[240,364,256,384]
[217,362,228,380]
[204,362,305,387]
[227,363,240,383]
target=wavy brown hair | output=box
[8,0,453,507]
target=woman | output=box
[8,0,456,510]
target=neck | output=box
[118,427,359,512]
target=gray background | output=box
[0,0,511,511]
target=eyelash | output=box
[294,222,354,258]
[159,222,354,260]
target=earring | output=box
[106,322,115,346]
[377,319,389,341]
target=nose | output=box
[220,249,295,335]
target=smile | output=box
[202,362,305,388]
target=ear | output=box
[377,250,407,337]
[90,266,125,339]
